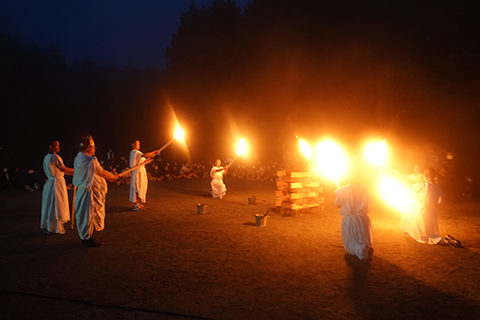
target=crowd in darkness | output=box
[0,147,284,195]
[0,148,475,202]
[102,149,283,185]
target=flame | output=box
[237,138,247,156]
[364,140,387,165]
[378,176,414,210]
[315,140,347,180]
[174,128,184,140]
[299,139,312,160]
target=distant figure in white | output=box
[210,159,227,199]
[402,168,444,245]
[129,140,158,211]
[334,169,374,262]
[41,140,74,234]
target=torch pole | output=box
[119,137,176,178]
[157,137,176,154]
[227,155,239,168]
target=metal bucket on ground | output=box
[248,196,256,205]
[254,214,268,226]
[196,203,207,214]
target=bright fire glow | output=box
[365,140,387,165]
[315,140,348,180]
[299,139,312,160]
[237,138,247,156]
[174,127,184,140]
[378,176,414,210]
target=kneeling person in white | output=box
[210,159,227,199]
[335,170,374,262]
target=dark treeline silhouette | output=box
[1,0,480,179]
[0,31,166,170]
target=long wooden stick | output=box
[71,186,77,229]
[227,155,239,167]
[118,158,154,177]
[118,137,177,177]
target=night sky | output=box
[0,0,251,69]
[1,0,479,179]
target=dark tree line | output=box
[164,0,480,170]
[1,0,480,173]
[0,32,166,169]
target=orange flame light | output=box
[237,138,247,156]
[299,139,312,160]
[174,127,184,140]
[378,176,414,210]
[316,140,348,182]
[364,140,387,165]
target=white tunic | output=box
[335,184,373,260]
[129,149,148,203]
[402,182,443,244]
[41,153,70,234]
[73,152,108,240]
[210,165,226,199]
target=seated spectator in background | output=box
[179,162,198,179]
[24,167,42,192]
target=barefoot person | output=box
[129,140,158,211]
[334,167,374,262]
[210,159,227,199]
[41,140,74,234]
[73,135,119,247]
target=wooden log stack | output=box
[275,171,324,214]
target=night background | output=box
[1,0,479,178]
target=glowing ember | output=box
[299,139,312,160]
[378,177,414,210]
[237,138,247,156]
[365,140,387,165]
[174,128,184,140]
[315,140,348,181]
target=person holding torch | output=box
[73,135,120,247]
[210,159,227,199]
[129,140,159,211]
[334,165,374,263]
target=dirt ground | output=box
[1,177,480,320]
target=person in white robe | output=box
[73,135,119,247]
[210,159,227,199]
[334,170,374,262]
[402,168,444,245]
[401,164,424,231]
[129,140,158,211]
[41,141,74,234]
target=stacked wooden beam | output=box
[275,171,324,211]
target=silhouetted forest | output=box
[1,0,479,174]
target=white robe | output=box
[335,184,373,261]
[73,152,108,240]
[41,154,69,234]
[402,182,443,244]
[210,166,226,199]
[129,149,148,203]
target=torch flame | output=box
[174,128,184,140]
[237,138,247,156]
[365,140,387,165]
[316,140,347,181]
[299,139,312,160]
[379,176,414,210]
